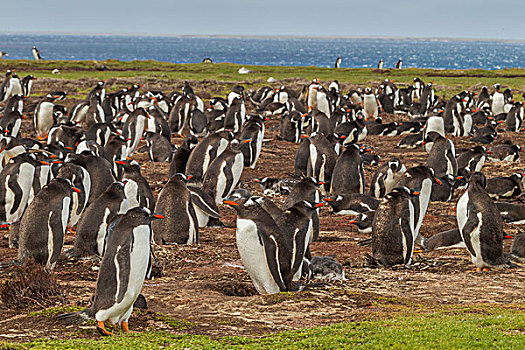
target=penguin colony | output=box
[0,69,524,335]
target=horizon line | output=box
[1,31,524,43]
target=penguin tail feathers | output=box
[363,253,380,267]
[289,281,326,292]
[357,238,372,246]
[56,309,93,324]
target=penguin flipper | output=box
[460,210,480,258]
[190,192,221,218]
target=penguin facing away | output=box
[330,144,365,195]
[456,172,506,270]
[58,207,164,335]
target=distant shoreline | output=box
[0,32,524,44]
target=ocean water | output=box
[0,34,524,70]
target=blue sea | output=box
[1,34,524,70]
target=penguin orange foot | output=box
[97,321,113,336]
[121,322,137,333]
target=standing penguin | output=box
[457,146,488,177]
[224,96,244,132]
[152,174,198,244]
[307,132,337,195]
[169,135,198,178]
[284,177,322,242]
[396,165,441,246]
[492,84,505,115]
[58,207,163,335]
[66,181,126,259]
[334,57,342,68]
[17,178,77,269]
[377,59,384,69]
[202,139,249,205]
[56,162,91,228]
[425,132,457,177]
[34,95,59,140]
[32,46,42,60]
[456,172,506,271]
[369,186,418,267]
[362,88,378,121]
[185,131,234,185]
[122,108,150,159]
[330,144,365,195]
[239,114,265,168]
[280,111,303,143]
[116,160,155,211]
[369,157,406,198]
[224,197,292,294]
[395,59,403,69]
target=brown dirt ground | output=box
[0,76,524,342]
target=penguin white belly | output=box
[456,191,469,232]
[46,212,54,269]
[11,119,21,138]
[416,179,432,234]
[37,102,54,137]
[9,164,35,222]
[124,180,140,209]
[503,154,515,162]
[317,97,331,118]
[97,208,112,255]
[96,225,150,324]
[236,218,281,294]
[475,156,485,172]
[215,161,228,204]
[384,169,396,193]
[127,118,145,158]
[194,206,210,228]
[69,192,81,227]
[251,128,264,169]
[10,80,22,96]
[230,153,244,191]
[336,209,360,216]
[186,202,197,244]
[202,145,214,174]
[469,213,484,267]
[492,95,504,115]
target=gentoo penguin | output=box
[362,88,378,121]
[412,77,425,100]
[66,182,126,259]
[485,173,523,200]
[334,57,342,68]
[489,144,521,162]
[324,193,379,215]
[456,172,506,271]
[377,59,384,69]
[425,132,457,177]
[152,174,198,244]
[0,154,39,224]
[397,165,441,246]
[510,234,525,262]
[397,132,423,149]
[0,51,7,59]
[422,116,445,153]
[476,86,491,110]
[117,160,155,211]
[142,132,173,162]
[66,153,116,206]
[457,146,488,177]
[306,79,321,109]
[284,177,322,241]
[224,96,244,132]
[58,207,163,335]
[17,178,77,269]
[280,111,303,143]
[239,114,265,168]
[368,186,418,267]
[169,135,198,178]
[330,144,365,195]
[315,86,332,118]
[56,162,91,228]
[202,139,249,205]
[505,102,524,132]
[369,157,406,198]
[422,228,465,252]
[122,108,150,159]
[21,75,36,97]
[185,130,234,185]
[275,200,321,280]
[495,202,525,224]
[34,95,58,140]
[492,84,505,115]
[307,132,337,195]
[0,70,13,103]
[32,46,42,60]
[395,59,403,69]
[333,117,367,145]
[294,137,311,177]
[443,95,464,136]
[224,197,293,294]
[431,174,464,202]
[348,211,374,234]
[307,256,345,280]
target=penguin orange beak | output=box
[0,223,10,229]
[152,214,165,219]
[253,179,261,183]
[64,146,74,150]
[116,160,127,165]
[223,200,239,206]
[186,175,193,180]
[348,219,357,224]
[435,177,442,185]
[314,202,326,208]
[323,197,332,202]
[412,191,420,196]
[39,161,50,165]
[72,187,81,193]
[241,139,252,143]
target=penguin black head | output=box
[468,172,486,189]
[226,188,252,202]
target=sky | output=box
[2,0,524,40]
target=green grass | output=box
[6,307,524,349]
[2,60,525,100]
